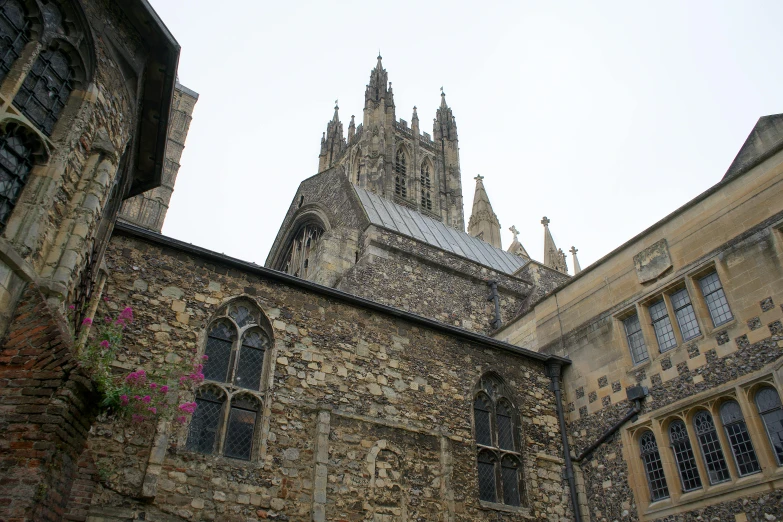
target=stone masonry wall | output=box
[337,226,534,336]
[81,230,573,521]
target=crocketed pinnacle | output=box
[468,175,502,249]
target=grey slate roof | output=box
[354,187,528,275]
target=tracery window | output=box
[0,123,38,228]
[188,301,272,461]
[669,420,701,492]
[719,400,760,476]
[754,387,783,466]
[0,0,31,83]
[281,223,323,279]
[693,411,730,484]
[639,431,669,501]
[13,46,74,135]
[420,161,431,210]
[394,148,406,198]
[473,373,524,507]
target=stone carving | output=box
[633,239,672,283]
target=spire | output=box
[468,175,502,249]
[542,217,569,274]
[434,87,458,141]
[570,246,582,274]
[317,101,347,172]
[332,100,340,122]
[411,106,419,134]
[365,54,394,108]
[348,114,356,143]
[507,225,530,259]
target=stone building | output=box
[0,2,782,521]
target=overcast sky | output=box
[149,0,783,272]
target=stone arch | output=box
[273,204,330,278]
[366,440,406,521]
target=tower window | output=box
[395,148,407,198]
[420,162,432,210]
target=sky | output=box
[150,0,783,272]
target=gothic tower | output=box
[316,55,465,230]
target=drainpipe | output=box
[487,280,502,330]
[546,362,582,522]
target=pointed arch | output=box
[186,385,227,455]
[0,120,47,229]
[419,157,433,210]
[394,145,407,198]
[224,393,260,461]
[272,205,331,280]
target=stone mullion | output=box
[663,292,685,347]
[0,40,42,107]
[710,399,740,482]
[734,385,770,474]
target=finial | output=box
[440,86,444,95]
[569,246,578,255]
[509,225,519,241]
[541,216,550,227]
[334,99,338,109]
[378,50,382,59]
[474,174,484,181]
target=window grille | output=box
[501,457,521,506]
[669,420,702,492]
[671,288,700,341]
[0,125,35,227]
[0,0,30,83]
[477,452,497,502]
[693,411,730,484]
[720,400,760,476]
[224,398,258,460]
[395,149,407,198]
[13,48,74,136]
[755,387,783,466]
[640,431,669,501]
[203,322,233,383]
[186,388,225,454]
[649,299,676,353]
[474,394,492,446]
[623,313,649,364]
[699,272,733,326]
[235,330,268,391]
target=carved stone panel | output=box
[633,239,672,283]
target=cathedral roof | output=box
[354,187,527,274]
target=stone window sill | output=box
[479,500,529,514]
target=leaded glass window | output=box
[13,47,75,136]
[223,396,258,461]
[203,322,233,383]
[699,272,733,327]
[649,299,676,353]
[186,387,225,454]
[230,305,255,328]
[473,374,524,506]
[755,387,783,466]
[693,411,730,484]
[720,400,760,476]
[640,431,669,501]
[420,162,431,210]
[235,330,268,391]
[671,288,700,341]
[0,0,30,83]
[0,124,36,228]
[624,313,649,364]
[669,420,702,492]
[281,223,323,279]
[395,148,406,198]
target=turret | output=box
[347,114,356,144]
[468,175,502,249]
[411,106,419,135]
[318,102,347,172]
[364,54,394,111]
[434,88,464,230]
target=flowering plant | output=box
[73,302,202,425]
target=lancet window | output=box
[640,431,669,501]
[395,148,407,198]
[473,373,524,507]
[0,123,39,228]
[755,387,783,465]
[282,223,323,279]
[0,0,31,83]
[420,161,431,210]
[188,301,271,461]
[720,400,760,476]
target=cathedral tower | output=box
[316,55,465,230]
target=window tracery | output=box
[188,300,271,461]
[640,430,669,501]
[0,0,31,83]
[420,161,431,210]
[693,410,730,484]
[472,373,524,507]
[394,148,406,198]
[282,223,323,279]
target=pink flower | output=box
[142,395,151,403]
[175,416,187,424]
[159,385,169,394]
[103,296,110,302]
[82,317,92,326]
[100,340,110,349]
[120,395,129,405]
[132,414,146,423]
[114,318,125,327]
[178,402,197,414]
[202,355,209,360]
[148,407,157,414]
[150,383,157,389]
[68,304,76,310]
[120,307,134,322]
[134,395,141,401]
[104,316,111,323]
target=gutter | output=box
[113,222,571,367]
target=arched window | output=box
[0,123,39,228]
[0,0,31,83]
[754,387,783,465]
[282,223,323,279]
[693,411,730,484]
[186,386,225,455]
[472,374,524,506]
[224,395,259,461]
[13,46,74,135]
[420,161,431,210]
[394,148,406,198]
[235,330,268,391]
[203,321,233,383]
[719,400,760,476]
[668,420,701,492]
[639,431,669,501]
